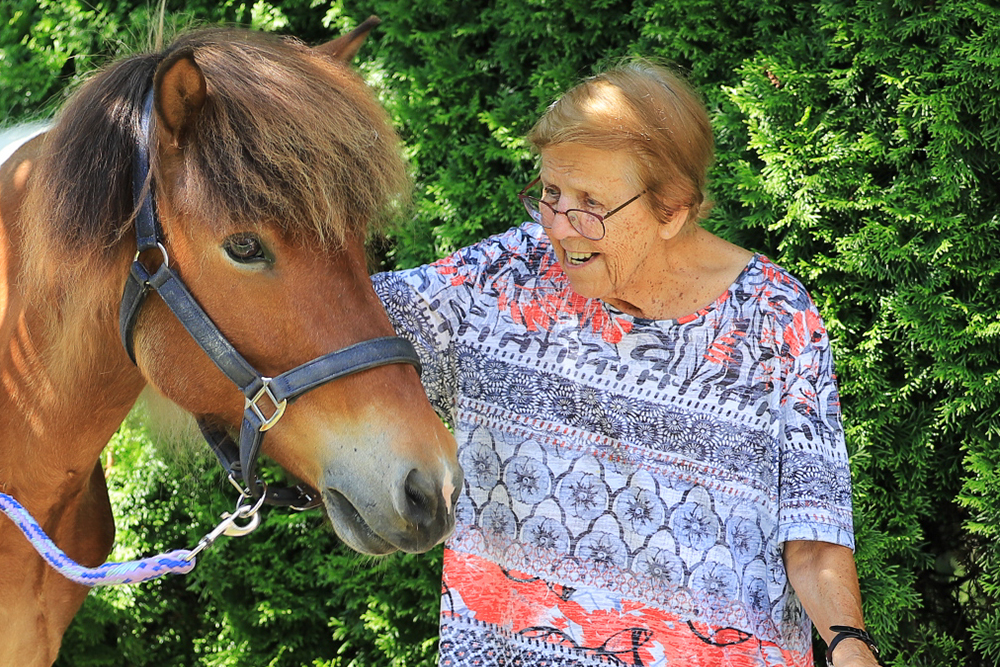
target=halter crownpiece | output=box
[119,86,422,509]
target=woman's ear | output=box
[657,201,692,241]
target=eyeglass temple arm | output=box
[519,176,542,196]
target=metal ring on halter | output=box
[183,485,267,562]
[246,378,288,432]
[233,483,269,518]
[133,242,169,269]
[223,499,263,537]
[227,473,268,521]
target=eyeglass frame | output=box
[517,177,647,241]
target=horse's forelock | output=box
[24,27,409,266]
[162,29,410,247]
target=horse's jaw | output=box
[321,488,400,555]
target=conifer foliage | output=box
[2,0,998,665]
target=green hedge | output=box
[3,1,998,665]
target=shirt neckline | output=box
[598,253,763,326]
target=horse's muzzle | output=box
[322,464,462,555]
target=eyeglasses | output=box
[518,177,646,241]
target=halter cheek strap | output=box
[119,87,421,509]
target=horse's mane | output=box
[23,27,409,265]
[15,27,409,395]
[24,54,158,257]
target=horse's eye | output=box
[223,233,268,264]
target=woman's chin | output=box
[566,281,610,304]
[560,263,604,297]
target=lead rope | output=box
[0,477,263,587]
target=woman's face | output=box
[538,144,683,316]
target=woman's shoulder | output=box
[441,223,548,267]
[375,224,552,298]
[726,255,823,328]
[722,256,835,361]
[425,223,552,286]
[747,256,814,301]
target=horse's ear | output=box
[314,15,381,62]
[153,48,206,148]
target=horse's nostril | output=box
[405,479,427,507]
[402,468,439,527]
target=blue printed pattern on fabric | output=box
[373,223,854,666]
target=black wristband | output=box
[825,625,883,666]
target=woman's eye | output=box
[223,234,268,264]
[584,197,602,210]
[542,186,560,202]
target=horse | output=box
[0,19,461,665]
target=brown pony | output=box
[0,20,460,666]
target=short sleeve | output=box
[776,304,855,550]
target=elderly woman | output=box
[374,59,882,667]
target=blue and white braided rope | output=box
[0,492,196,586]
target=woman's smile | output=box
[564,249,598,266]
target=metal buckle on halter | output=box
[246,378,287,431]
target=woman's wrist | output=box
[825,626,883,666]
[826,641,880,666]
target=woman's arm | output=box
[783,540,883,667]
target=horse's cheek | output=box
[133,315,240,420]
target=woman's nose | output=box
[548,200,582,238]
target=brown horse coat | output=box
[0,21,459,665]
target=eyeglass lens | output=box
[520,197,605,240]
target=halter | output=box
[119,88,422,510]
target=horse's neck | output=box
[0,132,144,505]
[0,144,129,657]
[0,294,143,505]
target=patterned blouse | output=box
[373,223,854,667]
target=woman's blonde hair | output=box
[528,58,714,223]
